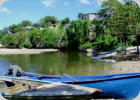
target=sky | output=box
[0,0,104,30]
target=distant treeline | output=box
[0,0,140,51]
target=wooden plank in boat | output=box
[0,84,31,94]
[0,81,4,83]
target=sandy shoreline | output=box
[0,49,59,55]
[106,61,140,100]
[109,61,140,74]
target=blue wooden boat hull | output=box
[6,72,140,99]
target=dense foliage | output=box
[1,26,63,48]
[61,17,70,26]
[0,0,140,52]
[66,20,90,50]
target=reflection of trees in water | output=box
[0,51,113,76]
[0,57,10,75]
[0,55,31,72]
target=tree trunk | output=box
[136,35,139,55]
[123,35,126,55]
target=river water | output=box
[0,51,113,76]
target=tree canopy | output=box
[21,20,31,27]
[40,16,59,28]
[61,17,70,26]
[78,13,84,20]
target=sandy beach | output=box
[109,61,140,74]
[0,49,59,55]
[106,61,140,100]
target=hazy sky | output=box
[0,0,103,30]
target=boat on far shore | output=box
[117,46,140,52]
[92,51,117,59]
[135,47,140,53]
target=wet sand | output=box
[0,49,59,55]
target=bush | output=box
[20,41,32,48]
[79,41,93,50]
[1,34,17,48]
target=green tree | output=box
[32,23,40,28]
[61,17,70,26]
[29,29,42,48]
[98,0,140,52]
[9,24,19,33]
[40,16,59,28]
[1,34,16,48]
[16,32,32,48]
[46,22,51,28]
[78,13,84,20]
[0,27,9,35]
[21,20,31,27]
[66,20,90,50]
[42,26,62,48]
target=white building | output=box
[82,13,106,21]
[22,26,34,30]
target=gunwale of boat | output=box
[23,72,140,84]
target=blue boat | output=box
[92,51,117,59]
[5,72,140,99]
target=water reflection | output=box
[0,51,113,76]
[92,58,117,63]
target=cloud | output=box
[79,0,91,5]
[64,2,69,6]
[0,7,11,14]
[42,0,57,8]
[22,14,27,17]
[96,0,125,6]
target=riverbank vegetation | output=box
[0,0,140,52]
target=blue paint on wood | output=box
[5,72,140,99]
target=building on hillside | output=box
[81,13,107,21]
[22,26,34,30]
[64,24,71,28]
[40,28,44,30]
[49,23,59,29]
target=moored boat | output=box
[135,47,140,52]
[92,51,117,59]
[117,46,140,52]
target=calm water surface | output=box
[0,51,113,76]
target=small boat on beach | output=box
[92,51,117,59]
[135,47,140,52]
[117,46,140,52]
[3,72,140,99]
[0,76,102,100]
